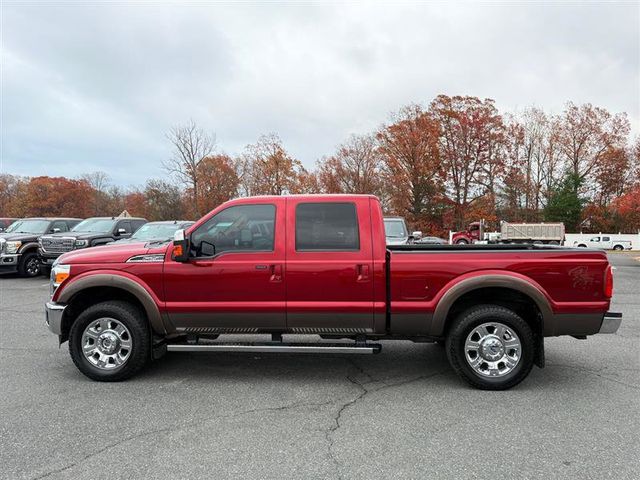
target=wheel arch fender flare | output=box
[17,242,39,254]
[431,272,555,336]
[57,272,167,335]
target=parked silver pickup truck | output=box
[574,235,633,251]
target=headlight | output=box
[50,264,71,296]
[5,241,22,254]
[74,239,88,248]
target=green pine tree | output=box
[544,173,583,231]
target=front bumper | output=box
[45,301,66,335]
[39,249,63,265]
[0,253,20,269]
[599,312,622,334]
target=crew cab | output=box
[574,235,633,251]
[44,195,621,390]
[0,217,81,277]
[39,216,147,268]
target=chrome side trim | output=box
[166,343,382,354]
[599,312,622,334]
[45,301,66,335]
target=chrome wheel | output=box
[81,318,132,370]
[464,322,521,377]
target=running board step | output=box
[166,342,382,354]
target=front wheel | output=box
[18,252,40,278]
[455,239,469,245]
[69,301,150,381]
[445,305,535,390]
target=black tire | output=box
[18,251,40,278]
[69,301,150,381]
[455,239,469,245]
[445,305,535,390]
[613,245,623,251]
[577,244,587,248]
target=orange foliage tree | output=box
[239,134,308,195]
[317,134,384,198]
[430,95,506,229]
[377,104,444,233]
[24,177,94,218]
[195,154,240,215]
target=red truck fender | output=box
[431,271,555,336]
[56,271,168,336]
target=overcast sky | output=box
[2,1,639,187]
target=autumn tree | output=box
[317,134,384,197]
[143,179,186,221]
[501,108,564,221]
[610,186,640,232]
[194,154,239,214]
[239,134,307,195]
[377,104,442,232]
[81,171,112,215]
[592,147,632,206]
[164,120,216,217]
[430,95,506,228]
[556,102,630,194]
[0,174,28,217]
[23,176,94,218]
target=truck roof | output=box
[14,217,82,221]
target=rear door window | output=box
[295,203,359,251]
[117,221,133,234]
[51,221,69,233]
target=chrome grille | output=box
[40,237,75,254]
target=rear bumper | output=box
[599,312,622,334]
[45,301,66,335]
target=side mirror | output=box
[116,228,127,235]
[411,231,423,240]
[172,229,190,262]
[52,228,61,233]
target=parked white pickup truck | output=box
[574,235,632,251]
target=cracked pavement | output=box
[1,253,639,479]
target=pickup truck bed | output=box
[44,194,622,390]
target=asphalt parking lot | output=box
[1,254,639,480]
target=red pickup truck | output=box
[45,195,621,390]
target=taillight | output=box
[604,265,614,298]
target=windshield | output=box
[131,223,182,241]
[71,218,117,233]
[4,219,50,234]
[384,219,408,238]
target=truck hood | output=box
[42,232,107,241]
[58,241,169,264]
[0,233,39,242]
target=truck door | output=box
[163,199,286,331]
[285,198,375,332]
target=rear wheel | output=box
[445,305,535,390]
[577,244,587,248]
[613,245,624,251]
[69,301,150,381]
[18,251,40,278]
[455,239,469,245]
